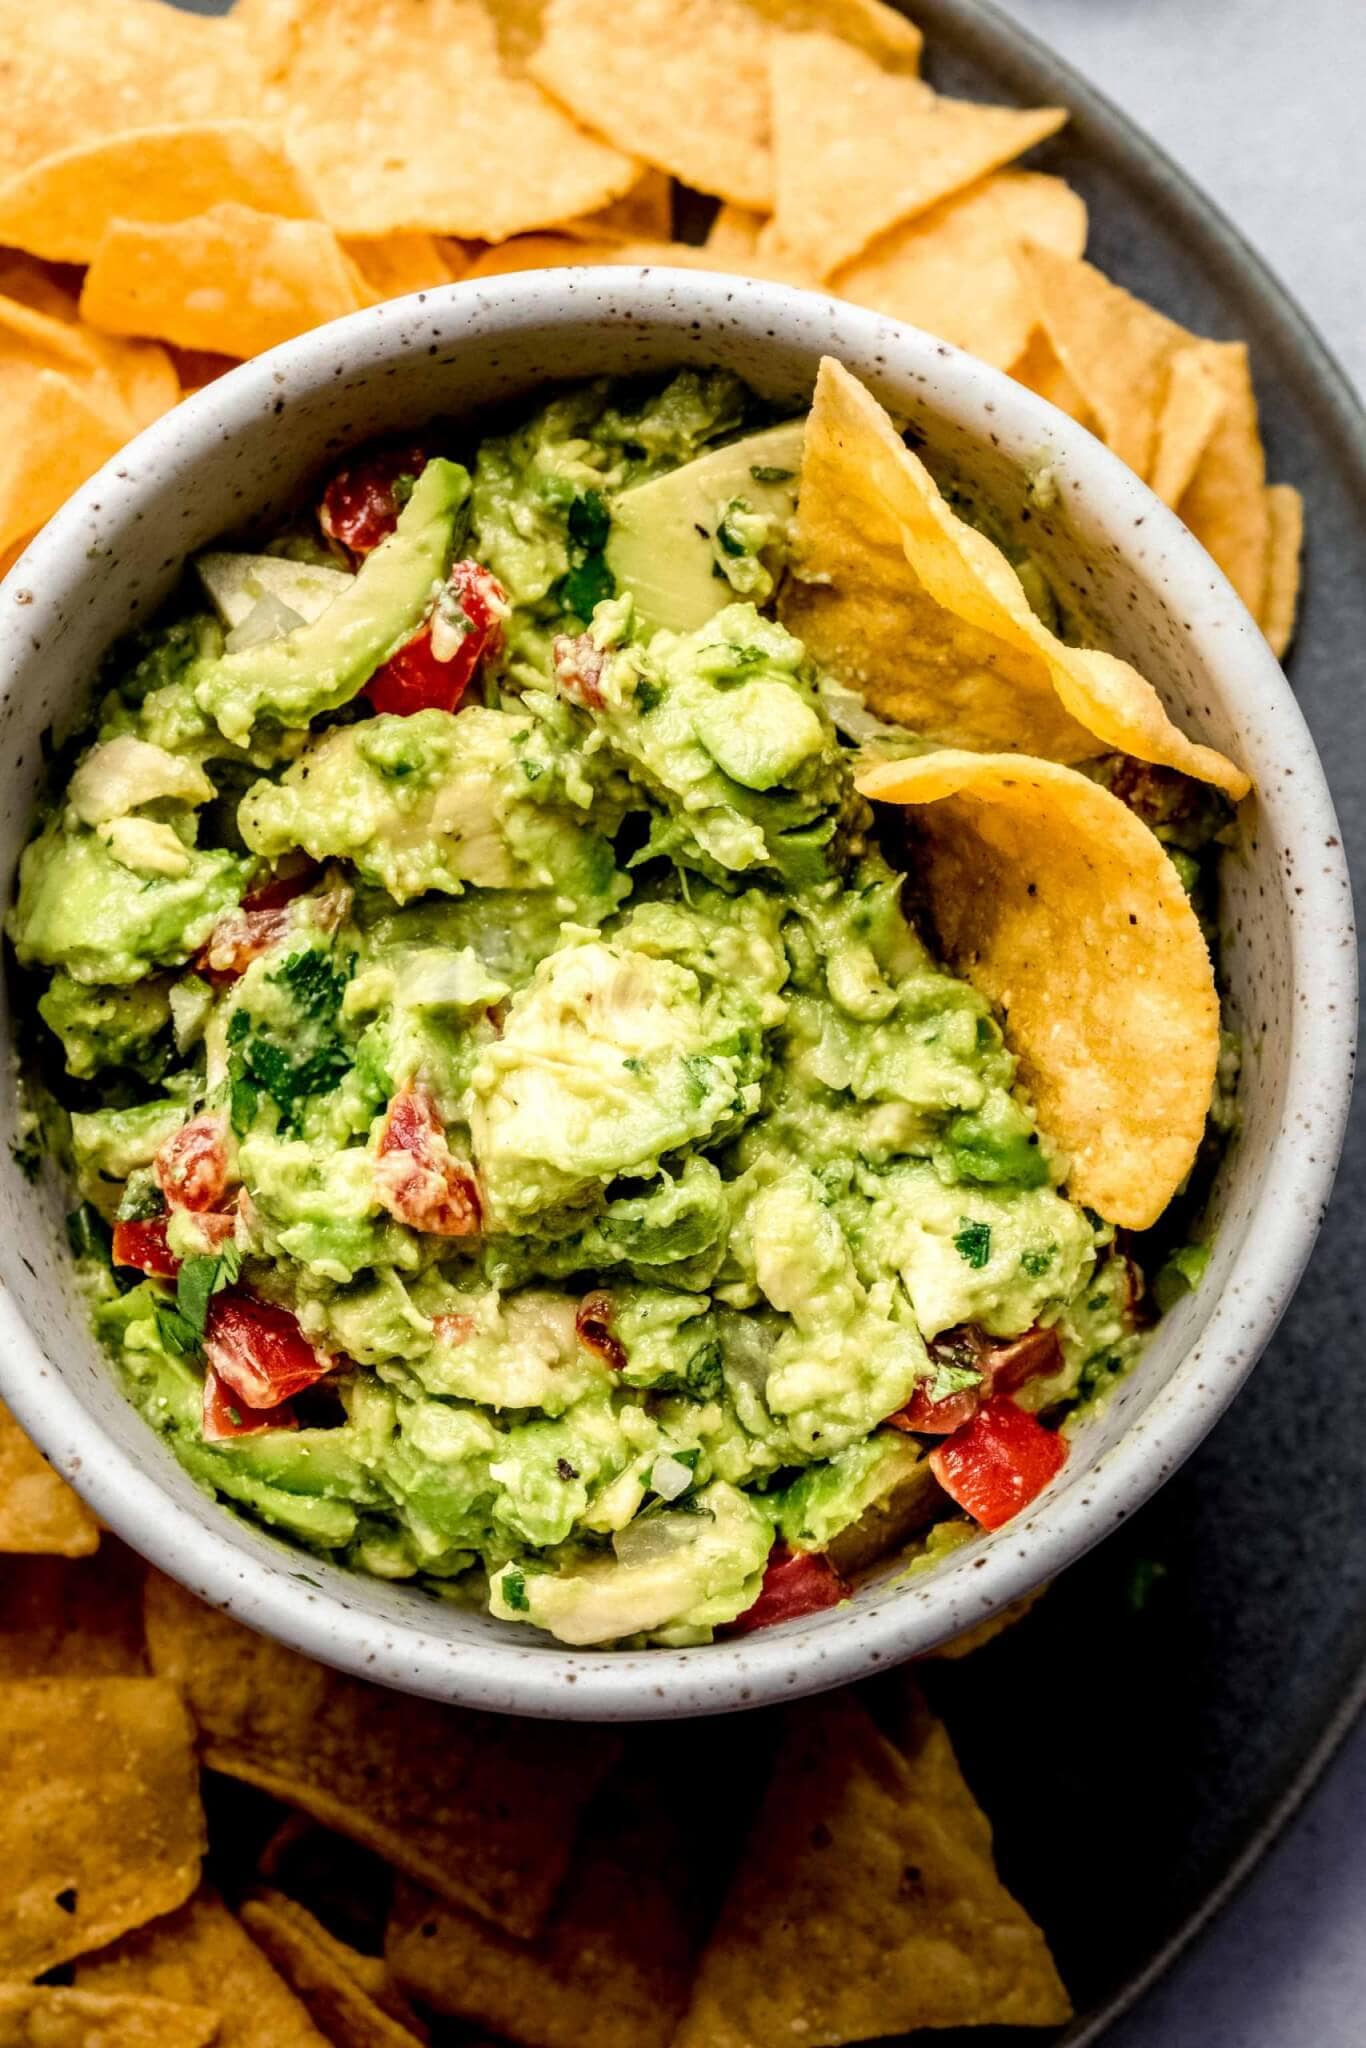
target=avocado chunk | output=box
[194,458,470,745]
[489,1480,772,1643]
[39,973,172,1078]
[605,419,805,631]
[9,823,248,984]
[195,550,353,633]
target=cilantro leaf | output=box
[567,488,610,553]
[555,553,615,621]
[176,1245,240,1343]
[501,1568,530,1613]
[953,1219,992,1270]
[270,949,348,1024]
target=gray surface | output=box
[1001,7,1366,2045]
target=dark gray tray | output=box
[174,1,1363,2035]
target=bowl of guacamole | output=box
[0,273,1350,1713]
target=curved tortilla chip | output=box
[782,358,1249,797]
[856,750,1220,1228]
[1261,482,1304,661]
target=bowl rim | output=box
[0,267,1354,1719]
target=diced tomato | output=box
[112,1214,179,1278]
[887,1324,1064,1436]
[155,1112,234,1213]
[551,630,606,710]
[198,879,346,982]
[319,444,431,555]
[364,560,507,717]
[204,1293,334,1409]
[575,1290,626,1370]
[728,1545,849,1635]
[202,1365,298,1443]
[374,1085,482,1236]
[929,1395,1068,1532]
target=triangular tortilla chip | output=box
[780,359,1249,794]
[705,202,766,260]
[1008,326,1094,424]
[1149,340,1228,508]
[0,1677,205,1977]
[463,232,816,285]
[1175,341,1270,616]
[81,205,370,358]
[342,234,462,299]
[0,1541,147,1677]
[561,166,675,241]
[1018,240,1187,476]
[143,1570,620,1940]
[856,750,1220,1227]
[0,1986,219,2048]
[771,32,1065,278]
[76,1892,331,2048]
[242,1893,428,2048]
[386,1758,702,2048]
[529,0,921,209]
[0,0,256,183]
[0,1395,100,1555]
[0,121,317,264]
[674,1691,1071,2044]
[0,276,178,437]
[239,0,641,240]
[834,171,1087,368]
[1261,482,1304,660]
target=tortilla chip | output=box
[705,203,767,259]
[0,122,317,265]
[167,348,240,395]
[674,1691,1071,2044]
[834,171,1087,369]
[780,358,1249,796]
[1018,240,1187,476]
[1175,341,1270,615]
[561,167,675,242]
[342,234,462,299]
[1007,327,1094,425]
[923,1585,1050,1660]
[0,1986,219,2048]
[0,0,255,184]
[256,1819,395,1959]
[386,1761,701,2048]
[81,206,370,358]
[1261,482,1304,660]
[463,231,816,285]
[0,1677,204,1977]
[1149,341,1228,508]
[529,0,921,209]
[771,33,1065,278]
[856,750,1220,1227]
[77,1893,329,2048]
[143,1571,620,1938]
[0,1396,99,1555]
[463,233,620,278]
[238,0,640,241]
[0,275,179,435]
[243,1893,428,2048]
[0,1541,147,1677]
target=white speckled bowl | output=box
[0,272,1353,1719]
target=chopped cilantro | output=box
[684,1338,724,1400]
[750,463,794,483]
[232,1029,352,1132]
[555,553,615,621]
[65,1204,112,1266]
[226,1008,251,1046]
[116,1171,164,1223]
[502,1568,530,1612]
[953,1219,992,1270]
[567,488,610,553]
[1020,1246,1055,1277]
[176,1244,241,1342]
[521,759,544,782]
[270,949,348,1024]
[155,1305,198,1357]
[924,1356,982,1405]
[634,678,663,713]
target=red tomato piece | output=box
[374,1086,482,1236]
[364,560,507,717]
[319,444,431,555]
[929,1395,1069,1532]
[111,1215,180,1278]
[575,1290,626,1370]
[204,1293,334,1409]
[728,1545,849,1636]
[155,1112,234,1213]
[551,631,606,709]
[198,880,346,982]
[202,1365,298,1443]
[887,1324,1064,1436]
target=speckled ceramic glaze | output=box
[0,272,1352,1719]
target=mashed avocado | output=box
[10,370,1228,1646]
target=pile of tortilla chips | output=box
[0,0,1301,648]
[0,1394,1071,2045]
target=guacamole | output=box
[10,371,1229,1646]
